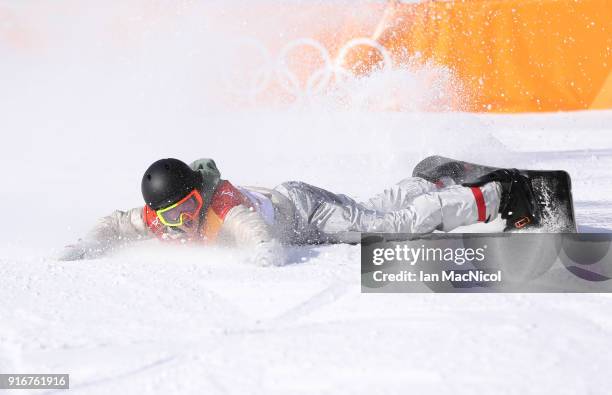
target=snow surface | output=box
[1,2,612,394]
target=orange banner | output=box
[359,0,612,112]
[3,0,610,112]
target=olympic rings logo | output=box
[222,37,393,101]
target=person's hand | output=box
[57,239,108,261]
[251,240,286,267]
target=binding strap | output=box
[470,187,487,222]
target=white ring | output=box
[335,37,392,77]
[275,38,334,97]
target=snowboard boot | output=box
[463,169,540,231]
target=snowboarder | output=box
[59,157,537,265]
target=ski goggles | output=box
[156,189,203,227]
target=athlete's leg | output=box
[364,177,440,212]
[273,179,501,241]
[363,177,502,232]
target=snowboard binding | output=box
[463,169,541,231]
[413,156,576,232]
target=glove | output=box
[57,239,109,261]
[250,240,286,267]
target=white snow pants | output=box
[273,178,501,243]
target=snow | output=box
[2,2,612,394]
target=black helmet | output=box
[141,158,203,210]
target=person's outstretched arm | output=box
[59,207,151,261]
[221,205,286,267]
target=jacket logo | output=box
[152,217,163,230]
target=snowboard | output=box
[412,156,577,233]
